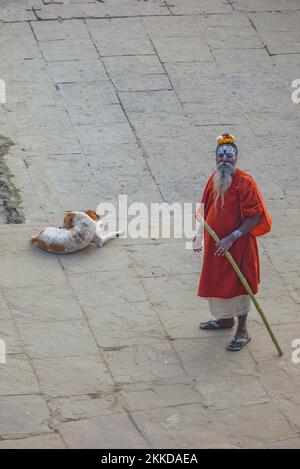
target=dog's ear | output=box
[63,212,75,228]
[85,210,100,221]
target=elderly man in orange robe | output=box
[193,134,272,351]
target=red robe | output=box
[197,168,272,299]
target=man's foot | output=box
[200,318,234,330]
[226,333,251,351]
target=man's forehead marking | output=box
[217,144,236,155]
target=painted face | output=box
[216,144,237,158]
[216,144,237,167]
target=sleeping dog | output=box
[31,210,124,254]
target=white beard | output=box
[213,163,235,209]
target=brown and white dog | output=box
[31,210,124,254]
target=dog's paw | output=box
[116,231,125,238]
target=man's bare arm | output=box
[236,214,262,236]
[215,214,262,256]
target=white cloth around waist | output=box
[206,295,251,319]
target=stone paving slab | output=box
[0,355,40,396]
[0,433,66,449]
[34,1,170,21]
[57,413,149,449]
[132,401,296,448]
[33,355,115,398]
[48,394,124,423]
[0,0,300,449]
[0,395,50,439]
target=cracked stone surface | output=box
[0,0,300,449]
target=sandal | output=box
[226,336,251,352]
[199,320,234,330]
